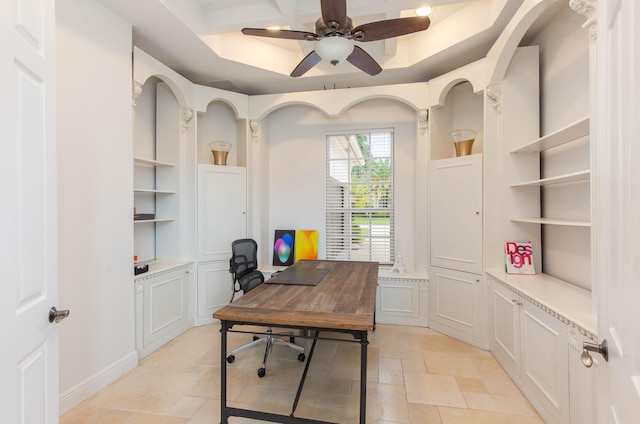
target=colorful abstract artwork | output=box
[295,230,319,262]
[273,230,295,266]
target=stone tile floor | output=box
[60,323,544,423]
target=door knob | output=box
[49,307,70,323]
[581,339,608,367]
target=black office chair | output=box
[226,238,305,377]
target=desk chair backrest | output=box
[230,238,264,299]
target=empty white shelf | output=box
[133,188,176,194]
[511,217,591,227]
[511,170,590,187]
[134,157,175,167]
[511,117,589,153]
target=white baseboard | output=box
[194,315,218,327]
[58,351,139,415]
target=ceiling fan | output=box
[241,0,431,77]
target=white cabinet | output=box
[488,276,519,372]
[429,267,483,345]
[429,154,483,273]
[197,165,247,262]
[489,278,569,424]
[135,262,193,359]
[520,295,569,424]
[427,61,487,349]
[429,154,484,347]
[196,165,247,325]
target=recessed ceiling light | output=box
[416,6,435,17]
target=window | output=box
[326,130,394,264]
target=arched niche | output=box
[197,100,247,167]
[194,85,250,167]
[133,75,183,162]
[429,78,484,160]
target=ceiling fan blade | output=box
[352,16,431,42]
[242,28,316,41]
[346,46,382,76]
[320,0,347,30]
[290,50,322,77]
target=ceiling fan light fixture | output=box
[416,6,435,17]
[316,37,354,66]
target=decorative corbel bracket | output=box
[486,83,502,114]
[181,108,193,133]
[132,81,143,107]
[569,0,597,41]
[418,109,429,135]
[250,120,260,142]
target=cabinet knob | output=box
[475,211,480,215]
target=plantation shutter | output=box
[325,130,394,264]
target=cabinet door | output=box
[520,299,569,424]
[568,329,597,424]
[430,155,482,274]
[136,266,193,358]
[488,280,520,377]
[198,165,247,262]
[428,266,483,348]
[196,261,233,325]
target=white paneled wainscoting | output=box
[376,271,429,327]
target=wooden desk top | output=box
[213,260,378,331]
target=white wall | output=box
[56,0,137,411]
[533,3,590,133]
[260,99,420,272]
[528,3,591,289]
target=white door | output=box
[0,0,61,423]
[594,0,640,422]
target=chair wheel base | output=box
[258,367,266,378]
[226,355,235,364]
[298,353,305,362]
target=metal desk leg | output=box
[360,331,368,424]
[220,322,229,424]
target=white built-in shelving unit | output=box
[132,47,196,359]
[427,58,487,350]
[509,117,591,228]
